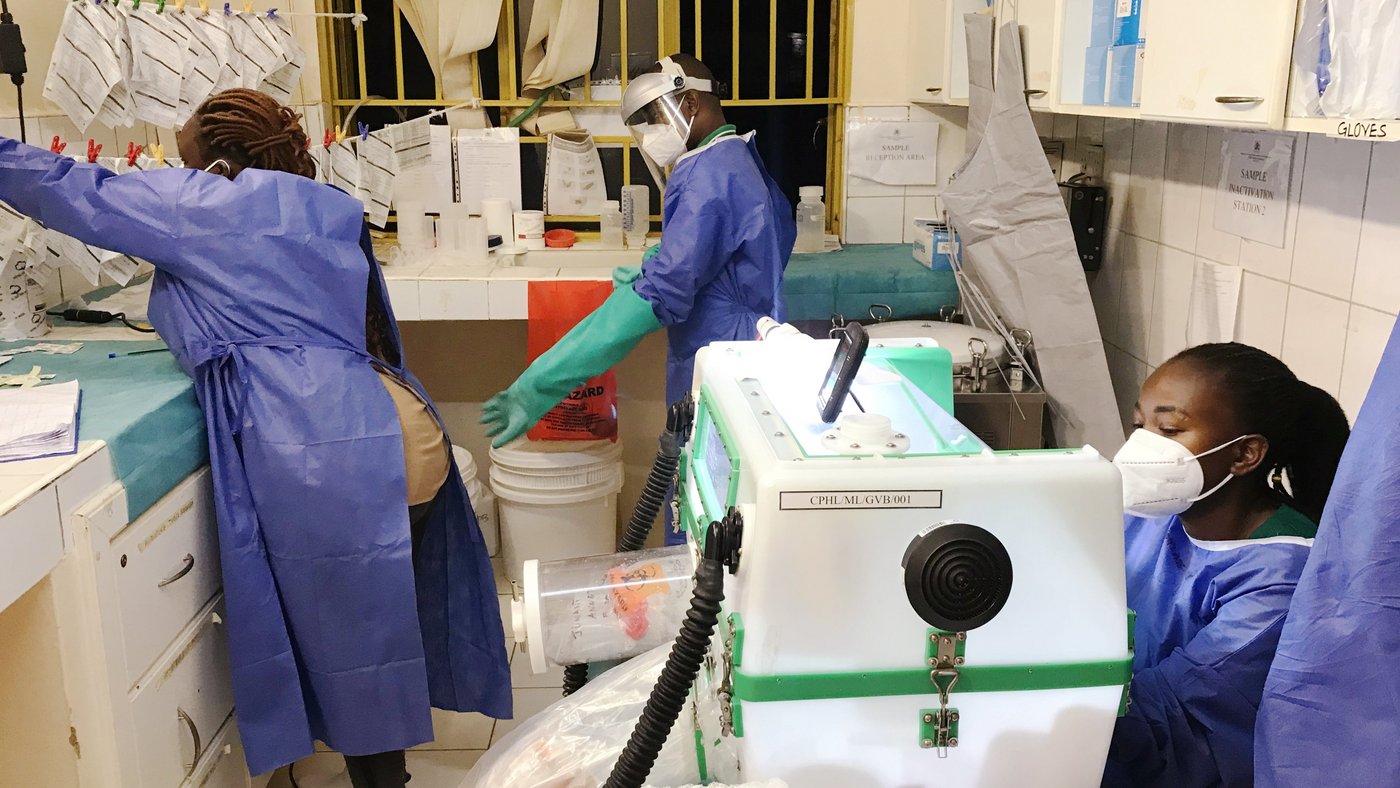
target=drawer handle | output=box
[158,554,196,588]
[1024,88,1048,97]
[178,707,202,777]
[925,87,942,94]
[1215,96,1264,105]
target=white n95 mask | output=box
[1112,429,1249,518]
[638,124,689,168]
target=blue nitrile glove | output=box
[481,285,663,447]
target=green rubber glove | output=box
[482,285,663,447]
[612,265,641,289]
[611,243,661,288]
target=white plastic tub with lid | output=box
[489,439,625,584]
[453,445,499,557]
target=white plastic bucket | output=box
[490,440,624,584]
[453,445,500,557]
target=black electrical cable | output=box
[0,0,26,144]
[49,308,157,333]
[602,522,727,788]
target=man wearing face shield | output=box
[483,55,796,545]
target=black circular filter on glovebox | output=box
[902,522,1013,631]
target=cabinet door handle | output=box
[178,707,202,777]
[1215,96,1264,105]
[925,87,942,94]
[158,554,195,588]
[1024,89,1048,97]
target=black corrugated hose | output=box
[602,521,727,788]
[561,396,696,698]
[618,395,695,553]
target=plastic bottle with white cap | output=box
[794,185,825,253]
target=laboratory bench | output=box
[379,242,962,323]
[0,326,261,788]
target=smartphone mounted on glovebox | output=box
[816,321,869,424]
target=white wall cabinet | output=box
[898,0,1313,130]
[50,468,265,788]
[907,0,995,106]
[1138,0,1298,128]
[1017,0,1061,111]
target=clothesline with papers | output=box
[45,0,330,133]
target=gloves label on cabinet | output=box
[526,280,620,442]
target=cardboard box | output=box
[1084,47,1110,106]
[1108,42,1142,107]
[1090,0,1116,47]
[1113,0,1143,47]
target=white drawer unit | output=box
[111,470,223,688]
[48,466,260,788]
[132,597,236,788]
[187,716,251,788]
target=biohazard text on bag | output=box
[526,280,620,442]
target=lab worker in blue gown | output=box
[1255,315,1400,787]
[1104,343,1350,788]
[482,54,795,546]
[0,89,511,785]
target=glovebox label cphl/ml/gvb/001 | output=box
[778,490,944,510]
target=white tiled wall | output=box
[842,103,969,244]
[1052,117,1399,427]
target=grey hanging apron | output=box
[941,15,1124,455]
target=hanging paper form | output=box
[394,123,454,215]
[544,130,606,215]
[846,120,940,186]
[1186,259,1244,346]
[1213,131,1296,248]
[455,128,524,213]
[44,4,306,132]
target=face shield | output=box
[621,59,713,186]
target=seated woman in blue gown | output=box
[1105,342,1350,787]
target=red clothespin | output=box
[87,139,102,163]
[126,142,143,166]
[50,136,67,155]
[323,128,335,150]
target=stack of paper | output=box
[0,380,81,463]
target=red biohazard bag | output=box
[525,280,620,442]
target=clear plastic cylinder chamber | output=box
[515,546,696,673]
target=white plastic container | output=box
[396,201,434,253]
[513,210,546,250]
[599,200,624,249]
[516,545,694,673]
[489,440,625,584]
[453,445,500,556]
[621,185,649,248]
[794,186,825,253]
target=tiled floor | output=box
[266,558,561,788]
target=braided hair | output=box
[194,89,316,179]
[1169,342,1351,522]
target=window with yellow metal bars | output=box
[315,0,850,236]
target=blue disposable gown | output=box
[1104,511,1313,788]
[1256,317,1400,787]
[633,131,796,408]
[0,139,512,774]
